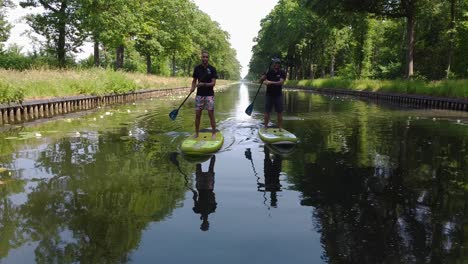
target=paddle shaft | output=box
[249,60,274,107]
[176,90,194,111]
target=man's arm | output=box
[190,78,197,92]
[264,78,284,86]
[197,78,216,88]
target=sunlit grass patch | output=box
[0,69,234,103]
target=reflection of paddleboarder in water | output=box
[262,146,282,207]
[192,155,217,231]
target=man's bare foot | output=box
[193,133,199,138]
[278,128,283,132]
[211,133,216,139]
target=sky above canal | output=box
[192,0,279,77]
[5,0,279,78]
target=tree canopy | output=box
[247,0,468,80]
[1,0,241,79]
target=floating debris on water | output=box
[0,168,7,173]
[105,112,111,116]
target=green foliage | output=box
[9,0,240,78]
[0,80,23,104]
[19,0,86,67]
[0,0,12,47]
[248,0,468,81]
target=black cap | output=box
[272,58,281,64]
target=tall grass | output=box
[0,69,233,104]
[286,78,467,99]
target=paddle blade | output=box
[244,148,252,160]
[245,103,254,116]
[169,109,179,120]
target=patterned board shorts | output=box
[195,96,215,111]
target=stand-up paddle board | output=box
[181,129,224,155]
[258,127,298,145]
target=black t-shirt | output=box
[265,69,286,97]
[193,64,218,96]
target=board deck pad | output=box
[181,129,224,155]
[258,127,298,145]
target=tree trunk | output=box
[146,54,152,74]
[446,0,455,79]
[172,53,176,77]
[330,54,335,78]
[187,62,192,76]
[405,9,415,79]
[57,2,67,68]
[115,45,124,69]
[310,64,315,81]
[93,39,100,67]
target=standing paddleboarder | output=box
[260,58,287,131]
[191,51,218,139]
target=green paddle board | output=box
[266,143,297,157]
[258,127,298,145]
[181,129,224,155]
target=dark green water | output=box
[0,83,467,263]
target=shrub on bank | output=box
[286,78,467,99]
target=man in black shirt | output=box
[191,51,218,139]
[260,59,287,131]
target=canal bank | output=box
[285,85,468,112]
[0,84,235,126]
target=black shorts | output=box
[265,95,283,113]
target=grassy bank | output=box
[286,79,467,99]
[0,69,233,104]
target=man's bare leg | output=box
[264,112,270,130]
[277,112,283,131]
[194,110,202,138]
[208,110,216,139]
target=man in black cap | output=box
[260,58,287,131]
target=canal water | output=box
[0,83,467,263]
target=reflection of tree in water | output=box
[0,131,188,263]
[282,94,467,263]
[192,156,217,231]
[288,127,467,263]
[260,146,282,208]
[0,178,27,259]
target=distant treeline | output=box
[247,0,468,81]
[0,0,241,80]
